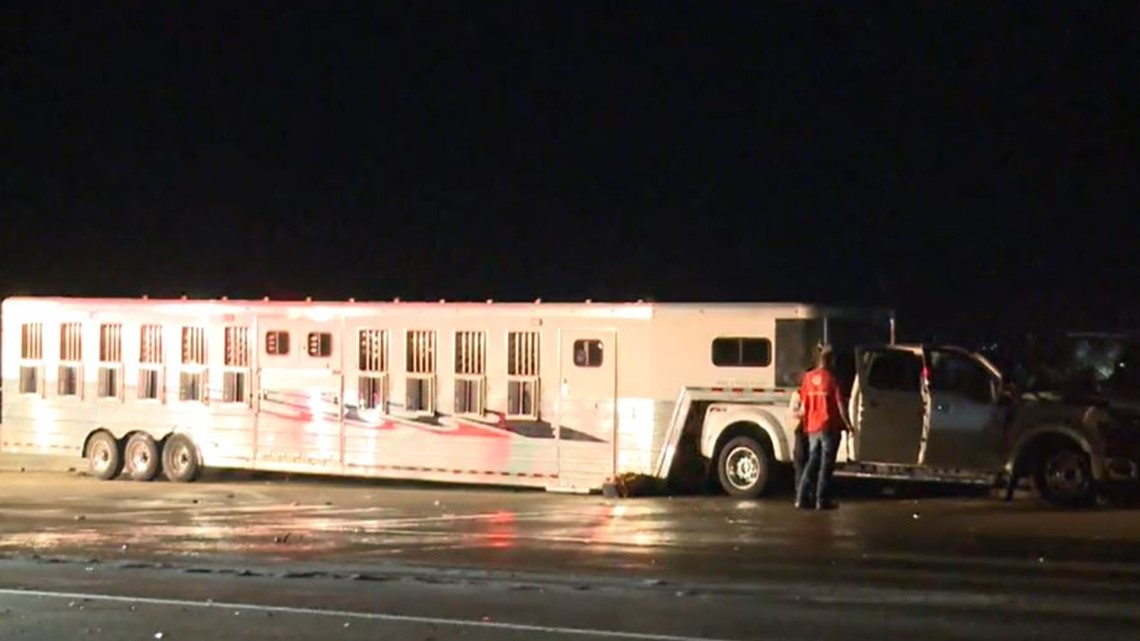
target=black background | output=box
[3,3,1137,342]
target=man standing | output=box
[795,345,851,510]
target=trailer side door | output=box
[256,320,345,468]
[557,329,617,487]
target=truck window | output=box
[866,351,922,393]
[929,352,994,404]
[1106,345,1140,397]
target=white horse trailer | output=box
[0,297,893,495]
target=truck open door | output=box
[851,346,926,464]
[917,347,1006,471]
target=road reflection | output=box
[2,475,1140,578]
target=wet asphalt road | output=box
[1,462,1139,640]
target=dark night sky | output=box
[2,2,1137,339]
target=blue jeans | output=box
[792,427,809,489]
[796,431,838,507]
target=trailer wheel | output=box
[717,436,771,498]
[162,434,201,483]
[86,432,123,481]
[123,433,161,481]
[1032,443,1095,509]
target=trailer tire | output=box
[717,436,771,498]
[86,431,123,481]
[123,433,161,482]
[1031,442,1096,509]
[162,434,202,483]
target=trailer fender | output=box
[700,405,790,462]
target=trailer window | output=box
[179,326,208,403]
[20,366,39,395]
[573,340,604,367]
[405,330,436,413]
[58,322,83,397]
[406,378,435,413]
[180,371,206,402]
[21,323,44,360]
[19,323,43,395]
[97,323,123,399]
[138,324,164,401]
[711,337,771,368]
[358,329,389,411]
[508,331,540,419]
[265,331,290,356]
[139,370,162,401]
[223,326,251,404]
[307,332,333,358]
[140,325,164,363]
[775,319,824,387]
[454,331,486,415]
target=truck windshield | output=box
[1025,334,1140,398]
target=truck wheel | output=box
[1032,444,1095,508]
[123,433,161,481]
[717,436,771,498]
[87,432,123,481]
[162,434,202,483]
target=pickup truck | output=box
[846,344,1140,507]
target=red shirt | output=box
[798,367,847,434]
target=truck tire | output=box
[123,433,161,481]
[717,436,771,498]
[1031,443,1096,508]
[86,431,123,481]
[162,433,202,483]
